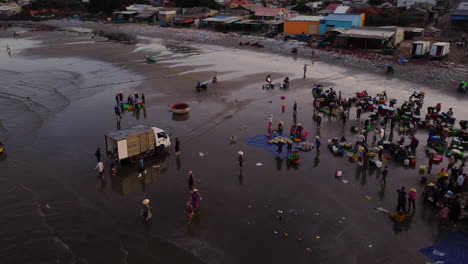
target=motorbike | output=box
[281,77,290,89]
[386,64,394,73]
[458,81,467,93]
[196,81,208,91]
[459,120,468,130]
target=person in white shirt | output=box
[457,173,466,193]
[96,161,104,179]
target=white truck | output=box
[105,125,171,162]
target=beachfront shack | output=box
[284,16,324,35]
[158,10,176,22]
[334,26,404,49]
[113,11,138,23]
[202,16,243,30]
[318,14,365,34]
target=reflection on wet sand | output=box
[111,152,170,195]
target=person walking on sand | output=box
[396,187,407,214]
[287,140,293,156]
[293,101,297,114]
[381,166,389,184]
[267,115,273,131]
[408,188,417,212]
[118,91,123,102]
[238,151,244,169]
[141,199,152,223]
[138,156,147,178]
[184,200,195,224]
[95,148,101,162]
[356,106,362,120]
[191,187,202,212]
[341,111,347,127]
[447,155,456,171]
[314,99,320,113]
[114,105,121,119]
[315,136,321,153]
[96,161,105,179]
[141,93,145,104]
[277,140,284,156]
[175,138,181,156]
[303,64,307,78]
[316,114,322,128]
[188,171,194,189]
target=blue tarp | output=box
[420,232,468,264]
[246,135,299,159]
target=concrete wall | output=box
[319,21,353,34]
[394,27,405,45]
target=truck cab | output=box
[151,127,171,150]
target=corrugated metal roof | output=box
[334,6,350,14]
[323,14,361,22]
[324,3,340,10]
[339,27,395,39]
[113,11,138,15]
[287,15,323,22]
[106,125,151,141]
[432,42,450,46]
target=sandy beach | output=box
[37,19,468,89]
[0,23,467,264]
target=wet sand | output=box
[0,26,467,264]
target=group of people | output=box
[114,91,146,120]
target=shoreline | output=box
[30,19,467,89]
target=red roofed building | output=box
[325,4,341,11]
[319,3,341,14]
[228,0,254,8]
[255,7,291,20]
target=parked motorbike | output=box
[458,81,467,93]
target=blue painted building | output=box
[318,14,365,34]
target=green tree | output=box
[88,0,135,13]
[292,1,312,13]
[368,0,383,6]
[174,0,220,9]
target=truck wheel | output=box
[156,145,165,153]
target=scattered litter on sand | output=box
[256,163,263,166]
[364,195,372,200]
